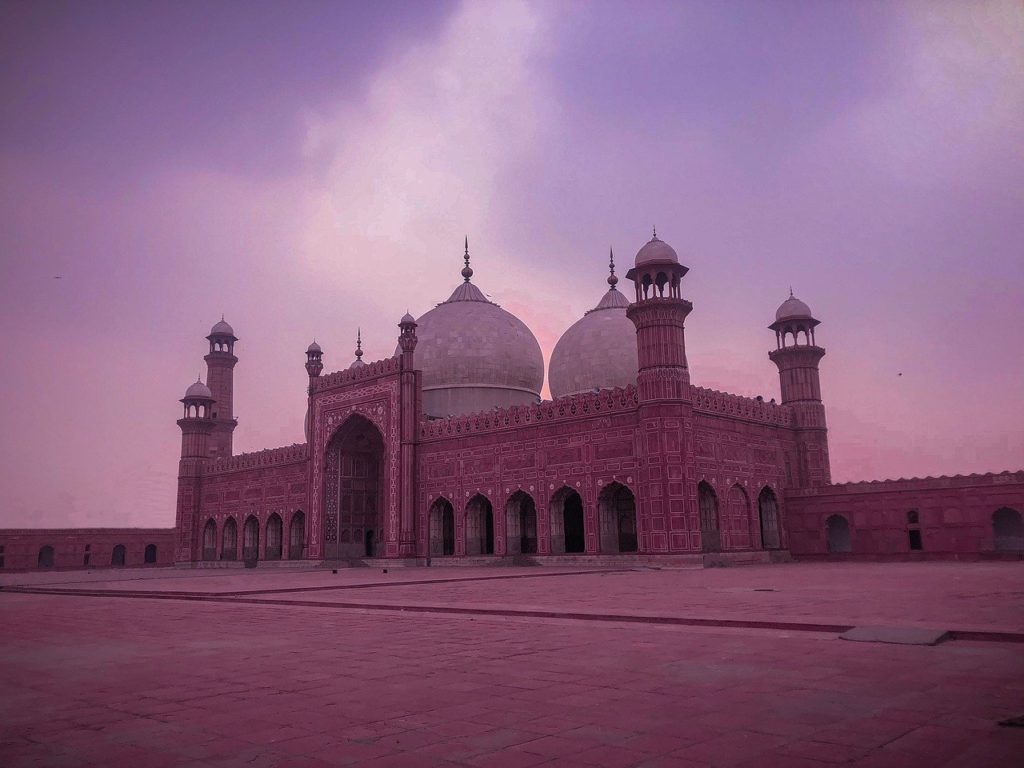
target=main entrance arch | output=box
[599,482,637,553]
[324,415,385,559]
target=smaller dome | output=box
[184,379,212,400]
[400,312,416,324]
[775,294,813,322]
[210,318,235,337]
[349,358,367,370]
[635,235,679,267]
[306,341,322,354]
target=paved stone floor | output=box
[2,562,1022,767]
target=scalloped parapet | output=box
[787,470,1024,496]
[207,443,309,474]
[690,385,793,426]
[313,356,401,392]
[420,385,640,441]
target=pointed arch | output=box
[222,517,237,560]
[111,544,126,566]
[202,518,217,561]
[38,545,54,569]
[757,486,781,550]
[599,482,637,553]
[993,507,1023,552]
[465,494,494,556]
[428,497,455,556]
[550,486,585,554]
[505,490,537,555]
[243,515,260,563]
[826,514,851,553]
[698,481,720,553]
[144,544,157,564]
[265,513,283,560]
[289,510,306,560]
[725,484,751,551]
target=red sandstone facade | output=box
[2,237,1021,570]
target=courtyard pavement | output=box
[1,562,1022,767]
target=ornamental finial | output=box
[607,247,618,289]
[652,225,657,239]
[789,286,794,298]
[461,236,473,282]
[355,328,362,359]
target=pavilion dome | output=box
[209,319,235,337]
[184,379,213,400]
[549,286,637,398]
[400,245,544,417]
[306,341,322,354]
[775,294,814,322]
[634,233,679,267]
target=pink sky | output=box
[1,0,1022,528]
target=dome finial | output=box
[607,247,618,290]
[652,225,657,240]
[461,236,473,282]
[789,286,794,298]
[355,328,363,359]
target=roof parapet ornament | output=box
[461,236,473,282]
[608,247,618,290]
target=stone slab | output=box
[840,625,950,645]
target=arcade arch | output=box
[202,518,217,561]
[428,497,455,556]
[698,481,720,553]
[550,486,585,554]
[505,491,537,555]
[465,494,494,556]
[222,517,237,560]
[243,515,260,562]
[289,511,305,560]
[826,514,852,553]
[758,487,781,550]
[993,507,1023,551]
[599,482,637,553]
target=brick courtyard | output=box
[2,562,1022,767]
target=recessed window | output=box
[909,529,923,551]
[907,510,919,525]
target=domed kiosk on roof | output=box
[549,250,638,398]
[401,239,544,417]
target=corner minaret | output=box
[625,229,693,401]
[205,318,238,459]
[397,311,419,557]
[174,379,215,562]
[305,340,323,384]
[768,291,831,486]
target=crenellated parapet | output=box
[207,443,309,474]
[420,385,640,441]
[786,470,1024,497]
[313,356,401,392]
[690,385,793,427]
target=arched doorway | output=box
[324,415,385,559]
[505,491,537,555]
[289,511,305,560]
[826,514,852,553]
[550,487,585,554]
[599,482,637,553]
[758,487,781,550]
[265,514,283,560]
[993,507,1023,551]
[111,544,126,566]
[428,498,455,556]
[144,544,157,564]
[202,518,217,561]
[38,545,54,569]
[465,495,494,556]
[698,481,720,553]
[243,516,260,563]
[222,518,237,561]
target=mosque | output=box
[1,232,1021,569]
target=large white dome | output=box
[403,274,544,417]
[549,286,637,399]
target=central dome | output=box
[403,246,544,417]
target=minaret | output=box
[174,379,215,563]
[397,311,419,557]
[625,228,694,401]
[204,318,238,459]
[768,291,831,486]
[304,340,323,443]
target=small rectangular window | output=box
[909,529,923,551]
[84,544,91,552]
[83,553,90,566]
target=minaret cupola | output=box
[305,340,323,380]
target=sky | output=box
[1,0,1022,528]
